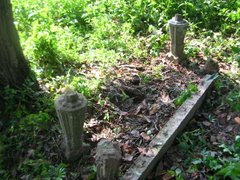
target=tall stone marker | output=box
[96,139,122,180]
[55,90,87,161]
[169,14,189,62]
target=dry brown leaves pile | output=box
[81,53,202,175]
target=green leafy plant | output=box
[175,83,198,106]
[216,162,240,180]
[139,73,152,84]
[18,159,66,179]
[167,168,184,180]
[215,136,240,179]
[176,130,240,179]
[19,112,50,131]
[226,89,240,111]
[152,64,164,79]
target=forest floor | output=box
[73,50,203,178]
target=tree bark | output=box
[0,0,29,88]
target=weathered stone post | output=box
[169,14,189,62]
[96,139,122,180]
[55,90,87,161]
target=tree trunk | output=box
[0,0,29,88]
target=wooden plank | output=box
[122,74,218,180]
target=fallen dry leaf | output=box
[162,172,174,180]
[27,149,35,157]
[122,153,133,162]
[226,125,234,132]
[122,142,133,154]
[217,113,227,121]
[149,103,161,115]
[142,115,151,123]
[91,134,100,142]
[130,129,140,138]
[210,135,217,143]
[140,132,151,141]
[137,147,155,157]
[161,91,171,103]
[234,117,240,125]
[120,111,128,116]
[202,121,211,126]
[176,155,182,163]
[84,118,99,128]
[227,114,232,121]
[217,133,227,142]
[122,134,130,139]
[144,149,155,157]
[134,99,147,115]
[137,147,146,154]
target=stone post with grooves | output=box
[169,14,189,62]
[96,139,121,180]
[55,90,87,161]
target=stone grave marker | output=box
[169,14,189,62]
[55,90,87,161]
[95,139,122,180]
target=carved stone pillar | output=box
[55,90,87,161]
[96,139,122,180]
[169,14,189,62]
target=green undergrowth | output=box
[185,31,240,79]
[0,79,67,179]
[12,0,239,78]
[169,132,240,180]
[226,89,240,112]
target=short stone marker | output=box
[55,90,87,161]
[169,14,189,62]
[95,139,122,180]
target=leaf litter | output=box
[79,52,203,177]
